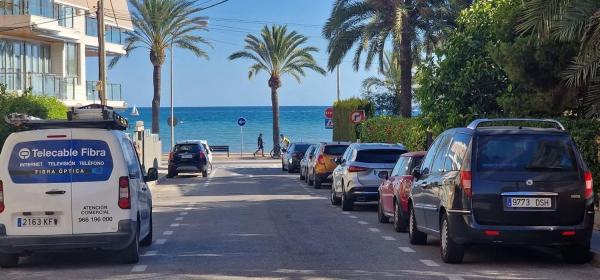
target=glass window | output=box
[447,133,471,171]
[86,16,98,36]
[421,136,444,174]
[431,135,452,173]
[324,145,349,156]
[355,149,407,164]
[476,134,576,172]
[65,42,77,77]
[55,4,74,28]
[292,144,311,153]
[391,157,408,176]
[174,144,200,153]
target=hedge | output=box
[332,98,374,142]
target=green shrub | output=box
[332,98,374,142]
[358,116,428,151]
[560,118,600,194]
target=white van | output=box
[0,108,157,267]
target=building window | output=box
[65,42,77,77]
[86,16,98,36]
[27,0,53,17]
[0,39,51,91]
[105,26,123,44]
[54,4,74,28]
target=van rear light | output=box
[584,171,593,199]
[0,180,4,214]
[460,171,472,198]
[168,152,174,161]
[484,230,500,236]
[562,231,576,237]
[118,176,131,209]
[317,155,325,165]
[348,166,369,172]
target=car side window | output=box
[122,138,142,177]
[341,147,351,162]
[431,134,452,173]
[392,157,407,176]
[421,136,444,175]
[447,133,471,171]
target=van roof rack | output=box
[467,118,565,131]
[5,104,129,131]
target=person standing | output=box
[254,133,265,157]
[280,133,291,151]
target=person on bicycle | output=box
[254,133,264,157]
[280,134,290,151]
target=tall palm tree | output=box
[110,0,210,133]
[517,0,600,117]
[323,0,471,117]
[229,25,326,156]
[362,51,401,114]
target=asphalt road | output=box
[2,160,600,279]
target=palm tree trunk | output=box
[271,86,281,157]
[398,12,413,118]
[152,63,161,134]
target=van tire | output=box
[119,230,140,264]
[140,215,153,247]
[561,243,591,264]
[409,206,427,245]
[393,200,408,232]
[0,253,19,268]
[440,214,464,264]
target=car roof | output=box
[291,142,314,145]
[176,140,203,145]
[351,143,408,150]
[401,151,427,157]
[472,127,568,136]
[321,142,351,146]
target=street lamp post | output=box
[170,39,175,150]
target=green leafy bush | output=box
[560,118,600,194]
[333,98,374,142]
[358,116,428,151]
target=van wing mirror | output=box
[145,168,159,182]
[411,167,421,179]
[378,171,389,180]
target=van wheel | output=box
[393,201,408,232]
[409,206,427,245]
[140,215,153,247]
[562,243,591,264]
[377,198,389,223]
[341,189,354,211]
[119,229,140,264]
[440,214,464,264]
[0,253,19,268]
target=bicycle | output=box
[269,146,286,159]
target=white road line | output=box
[180,212,188,215]
[141,250,158,256]
[170,223,180,227]
[348,215,358,219]
[420,259,440,267]
[398,246,415,253]
[447,276,465,280]
[131,265,147,272]
[382,235,396,241]
[368,228,380,233]
[175,217,184,221]
[341,212,350,215]
[155,239,167,245]
[357,221,369,225]
[163,231,173,236]
[184,207,192,210]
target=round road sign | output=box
[325,107,334,119]
[237,117,247,127]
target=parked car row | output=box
[283,118,596,265]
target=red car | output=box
[377,151,426,232]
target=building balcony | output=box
[86,80,122,102]
[26,73,76,100]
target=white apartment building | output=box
[0,0,131,108]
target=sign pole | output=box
[240,126,244,157]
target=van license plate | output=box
[506,197,552,208]
[17,217,59,227]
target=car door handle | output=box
[419,182,428,188]
[45,190,66,195]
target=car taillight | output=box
[584,171,593,199]
[460,170,472,198]
[199,152,206,160]
[317,155,325,165]
[168,152,174,161]
[348,166,368,172]
[118,176,131,209]
[0,180,4,214]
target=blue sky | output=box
[86,0,378,107]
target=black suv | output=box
[282,142,313,173]
[168,141,210,178]
[409,119,595,264]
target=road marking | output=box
[155,239,167,245]
[420,259,440,267]
[341,212,350,215]
[382,235,396,241]
[447,277,465,280]
[175,217,184,221]
[170,223,180,227]
[131,265,147,272]
[398,246,415,253]
[180,212,188,215]
[348,215,358,219]
[357,221,368,225]
[163,231,173,235]
[184,207,192,210]
[141,250,158,256]
[368,227,380,233]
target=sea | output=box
[126,106,333,153]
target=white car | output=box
[0,107,157,267]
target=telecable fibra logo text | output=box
[18,147,106,159]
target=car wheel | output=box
[167,169,175,178]
[308,171,315,186]
[341,189,354,211]
[0,253,19,268]
[118,227,140,264]
[299,167,305,180]
[393,200,408,232]
[330,185,341,205]
[408,206,427,245]
[562,243,591,264]
[282,160,286,171]
[305,169,310,184]
[287,165,293,174]
[140,214,153,247]
[440,214,464,264]
[377,198,389,223]
[314,173,321,189]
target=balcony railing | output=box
[86,81,122,102]
[26,73,76,100]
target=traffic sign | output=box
[350,110,366,124]
[167,116,179,127]
[325,107,334,119]
[237,117,246,127]
[325,118,334,129]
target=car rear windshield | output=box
[293,144,311,153]
[174,144,200,153]
[324,145,349,155]
[477,134,577,172]
[356,149,407,163]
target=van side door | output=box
[122,137,150,235]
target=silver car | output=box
[331,143,407,211]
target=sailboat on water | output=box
[131,105,140,116]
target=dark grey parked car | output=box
[409,119,595,264]
[282,143,313,173]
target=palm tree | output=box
[517,0,600,117]
[323,0,471,117]
[110,0,210,133]
[362,51,401,114]
[229,25,326,156]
